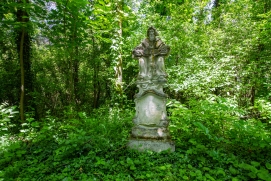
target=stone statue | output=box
[128,27,175,152]
[132,26,170,80]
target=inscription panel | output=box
[135,94,166,126]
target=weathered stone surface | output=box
[128,139,175,152]
[128,26,175,152]
[131,126,170,139]
[132,26,170,81]
[133,93,167,127]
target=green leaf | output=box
[182,176,189,180]
[159,166,167,170]
[229,166,238,175]
[266,163,271,170]
[251,161,260,167]
[248,172,257,179]
[190,171,196,177]
[130,165,136,170]
[239,163,257,173]
[257,170,271,181]
[126,157,133,165]
[216,169,226,176]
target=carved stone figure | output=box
[128,27,175,152]
[132,27,170,80]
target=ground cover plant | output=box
[0,98,270,180]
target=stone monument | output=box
[127,26,175,152]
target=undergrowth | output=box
[0,97,271,180]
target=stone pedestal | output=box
[127,82,175,152]
[128,139,175,152]
[128,26,174,152]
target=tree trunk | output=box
[73,47,79,107]
[115,1,123,95]
[93,59,101,109]
[17,0,33,121]
[72,24,79,108]
[19,28,25,121]
[91,35,100,108]
[213,0,219,8]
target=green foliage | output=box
[168,96,271,180]
[0,107,134,180]
[0,102,19,136]
[1,103,271,180]
[253,99,271,123]
[169,96,271,151]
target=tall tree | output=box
[16,0,33,121]
[114,0,124,95]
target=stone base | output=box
[131,126,170,139]
[127,139,175,152]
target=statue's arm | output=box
[159,44,170,56]
[132,44,144,58]
[154,40,170,56]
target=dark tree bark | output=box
[16,0,33,121]
[91,35,101,109]
[72,24,79,108]
[73,49,79,106]
[213,0,219,8]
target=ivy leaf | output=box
[266,163,271,170]
[251,161,260,167]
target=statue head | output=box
[147,26,158,42]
